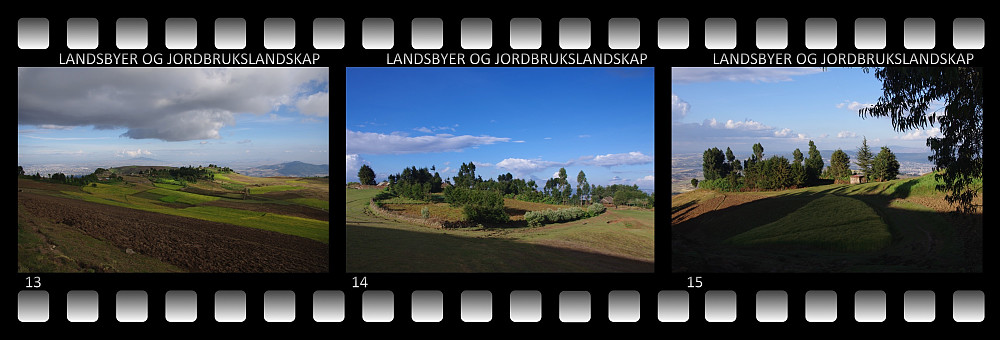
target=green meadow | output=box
[346,188,654,273]
[57,173,329,244]
[672,172,982,273]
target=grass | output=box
[724,195,892,252]
[249,185,304,194]
[55,180,328,243]
[178,206,329,244]
[289,198,329,210]
[152,182,184,190]
[147,187,220,205]
[672,172,982,273]
[347,188,654,272]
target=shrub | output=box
[525,206,592,227]
[445,187,509,224]
[587,202,606,216]
[421,206,430,219]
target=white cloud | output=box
[117,148,153,158]
[346,129,510,154]
[39,124,75,130]
[496,158,568,178]
[837,131,857,138]
[837,100,874,111]
[673,67,823,84]
[607,174,655,189]
[18,68,328,142]
[706,118,771,131]
[589,151,654,167]
[774,128,792,137]
[346,154,368,181]
[472,161,493,167]
[513,140,526,143]
[672,93,690,121]
[543,137,552,140]
[295,91,329,117]
[896,127,940,140]
[414,126,457,134]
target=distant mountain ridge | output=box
[239,161,329,178]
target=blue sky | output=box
[346,67,655,190]
[672,67,945,156]
[18,68,330,167]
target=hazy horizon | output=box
[672,67,942,155]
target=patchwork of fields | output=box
[17,173,330,273]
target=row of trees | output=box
[363,163,653,208]
[18,166,123,186]
[850,137,901,183]
[702,142,823,191]
[699,140,900,192]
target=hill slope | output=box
[671,173,981,273]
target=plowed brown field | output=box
[18,191,328,273]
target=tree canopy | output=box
[860,67,982,213]
[702,147,727,180]
[828,149,852,180]
[871,146,900,182]
[358,164,376,185]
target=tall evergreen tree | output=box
[805,140,824,182]
[855,136,874,182]
[358,164,376,185]
[829,149,852,179]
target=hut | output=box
[600,196,616,208]
[850,175,866,184]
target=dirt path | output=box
[19,192,328,273]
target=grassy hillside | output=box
[21,173,330,244]
[725,195,891,252]
[672,173,982,273]
[347,188,654,272]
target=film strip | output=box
[16,8,987,330]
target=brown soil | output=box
[671,193,769,225]
[18,192,328,273]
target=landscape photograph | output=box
[18,67,331,273]
[671,67,982,273]
[346,67,655,273]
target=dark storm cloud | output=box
[17,68,328,142]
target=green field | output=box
[41,176,329,244]
[725,195,891,252]
[346,188,654,272]
[249,185,304,194]
[671,172,982,273]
